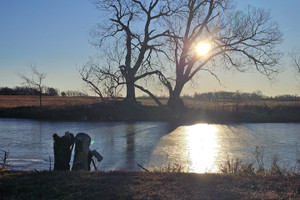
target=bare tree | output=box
[162,0,283,110]
[79,56,124,100]
[290,49,300,75]
[18,65,46,107]
[82,0,179,104]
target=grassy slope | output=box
[1,171,299,200]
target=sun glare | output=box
[195,42,211,56]
[185,124,219,173]
[151,124,220,173]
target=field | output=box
[0,95,101,108]
[1,95,299,109]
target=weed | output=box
[219,157,256,175]
[219,147,300,176]
[253,146,265,174]
[0,148,9,170]
[270,155,282,175]
[158,163,186,173]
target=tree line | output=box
[0,86,87,97]
[140,91,300,101]
[193,91,300,101]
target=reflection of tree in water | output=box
[125,123,136,169]
[89,122,178,170]
[124,122,177,170]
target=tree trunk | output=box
[167,82,185,120]
[124,79,137,103]
[38,85,43,107]
[39,93,42,107]
[72,133,91,171]
[168,82,184,109]
[52,132,75,171]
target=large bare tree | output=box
[18,65,46,107]
[162,0,283,111]
[81,0,178,104]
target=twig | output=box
[46,154,52,171]
[0,148,9,170]
[91,159,97,170]
[137,163,150,172]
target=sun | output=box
[195,42,211,56]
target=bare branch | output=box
[290,49,300,74]
[200,68,223,86]
[134,84,163,106]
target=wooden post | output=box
[53,132,75,171]
[72,133,91,171]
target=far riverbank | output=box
[0,95,299,123]
[1,101,300,123]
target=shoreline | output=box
[0,101,300,123]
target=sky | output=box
[1,0,300,97]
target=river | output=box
[0,118,299,173]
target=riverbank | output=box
[0,95,300,123]
[0,170,299,200]
[0,101,300,123]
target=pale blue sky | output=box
[1,0,300,96]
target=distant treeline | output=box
[193,91,300,101]
[0,87,87,97]
[140,91,300,101]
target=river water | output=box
[0,118,299,173]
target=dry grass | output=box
[0,170,299,200]
[0,95,100,108]
[1,95,299,109]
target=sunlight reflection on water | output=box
[154,124,220,173]
[185,124,219,173]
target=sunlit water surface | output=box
[0,118,299,173]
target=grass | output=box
[0,95,100,108]
[1,95,299,109]
[0,170,299,200]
